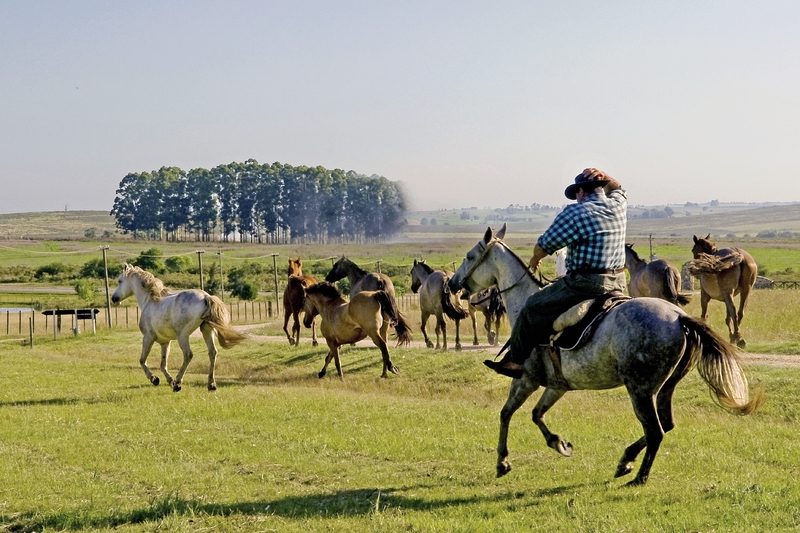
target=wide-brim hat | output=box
[564,169,611,200]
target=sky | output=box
[1,1,798,214]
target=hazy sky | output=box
[1,1,798,214]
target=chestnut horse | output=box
[691,235,757,347]
[302,282,412,379]
[282,258,318,346]
[624,244,690,306]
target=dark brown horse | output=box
[624,244,690,306]
[282,258,318,346]
[691,235,757,347]
[302,282,412,379]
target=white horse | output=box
[111,264,246,392]
[448,225,762,486]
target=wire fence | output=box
[0,293,422,340]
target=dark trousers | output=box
[508,271,627,365]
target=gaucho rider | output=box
[484,167,627,379]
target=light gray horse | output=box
[410,260,468,350]
[448,225,763,486]
[111,264,246,392]
[624,243,690,306]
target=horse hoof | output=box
[614,462,633,478]
[208,383,217,391]
[318,370,326,379]
[625,476,648,487]
[497,461,512,478]
[549,436,573,457]
[312,341,319,347]
[455,343,462,351]
[389,365,399,375]
[151,377,160,386]
[172,383,181,392]
[473,340,479,346]
[736,338,747,348]
[425,341,434,348]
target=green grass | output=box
[0,329,797,532]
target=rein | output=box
[459,238,543,294]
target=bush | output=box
[165,255,192,273]
[132,248,164,273]
[35,262,70,280]
[229,280,258,300]
[79,258,123,279]
[74,279,98,304]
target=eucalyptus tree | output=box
[186,167,219,241]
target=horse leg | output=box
[171,334,194,392]
[623,391,665,486]
[283,307,294,345]
[139,335,159,386]
[492,313,501,346]
[735,286,751,348]
[318,340,338,379]
[484,311,495,346]
[722,293,741,345]
[496,377,538,477]
[200,323,218,391]
[454,318,462,351]
[310,316,319,347]
[532,387,572,457]
[158,341,174,386]
[699,289,710,320]
[436,315,445,350]
[291,311,301,346]
[370,334,398,378]
[332,345,343,378]
[420,311,434,348]
[470,309,479,345]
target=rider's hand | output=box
[528,256,541,272]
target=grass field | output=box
[0,327,797,532]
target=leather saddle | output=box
[549,291,630,351]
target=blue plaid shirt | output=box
[538,189,627,272]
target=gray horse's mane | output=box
[124,264,170,301]
[306,281,344,300]
[414,261,434,275]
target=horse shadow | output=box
[5,483,588,530]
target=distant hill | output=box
[1,203,799,242]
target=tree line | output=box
[110,159,408,243]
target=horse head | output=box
[288,258,303,277]
[325,256,348,283]
[448,223,507,293]
[692,234,716,258]
[410,259,433,293]
[624,243,645,268]
[111,263,135,303]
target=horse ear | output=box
[496,223,507,240]
[413,259,418,266]
[705,233,711,240]
[483,227,493,243]
[693,235,698,243]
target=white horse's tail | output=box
[204,295,248,349]
[680,315,763,415]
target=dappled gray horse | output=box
[448,225,762,486]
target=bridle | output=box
[456,237,544,295]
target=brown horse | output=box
[463,287,506,346]
[302,282,412,379]
[624,244,691,306]
[410,260,468,350]
[691,235,757,347]
[326,256,395,297]
[282,258,318,347]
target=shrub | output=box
[132,248,164,273]
[35,262,70,280]
[79,258,123,279]
[165,255,192,273]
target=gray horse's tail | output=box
[680,315,763,415]
[664,268,691,306]
[441,281,468,320]
[374,291,413,346]
[204,294,248,349]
